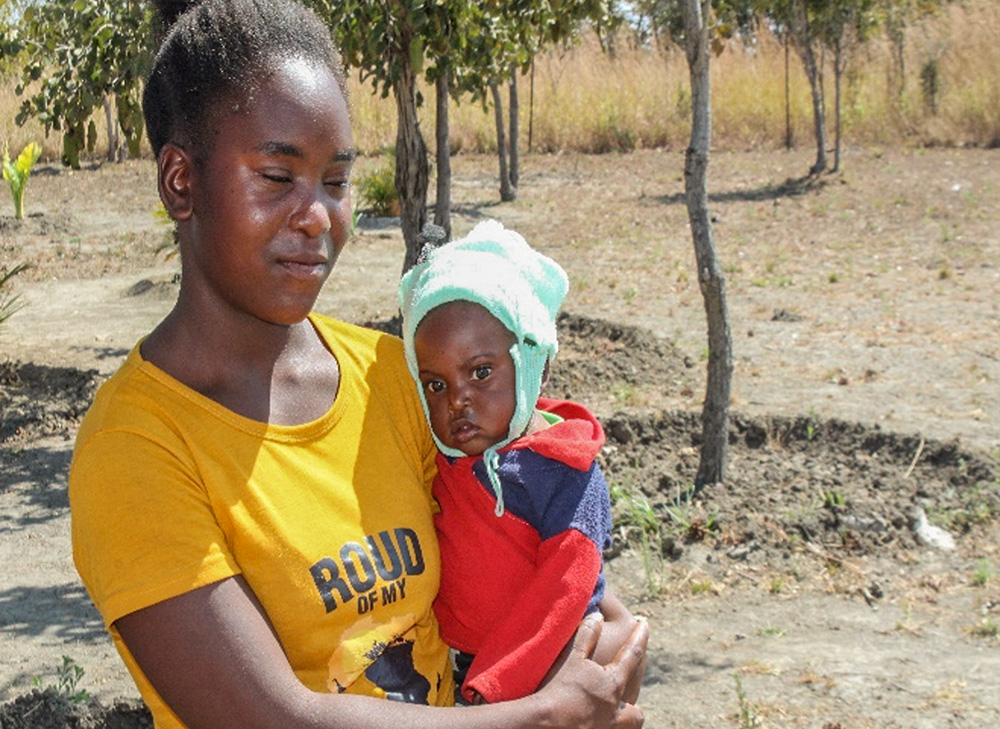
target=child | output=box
[399,220,639,705]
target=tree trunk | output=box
[490,81,516,202]
[102,97,119,162]
[683,0,732,489]
[509,72,520,189]
[395,43,430,274]
[528,58,535,154]
[791,1,827,175]
[833,37,844,173]
[784,37,792,150]
[434,71,452,241]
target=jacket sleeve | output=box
[461,527,602,703]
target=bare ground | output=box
[1,147,998,728]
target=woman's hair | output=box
[144,0,347,158]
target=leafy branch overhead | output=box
[5,0,151,169]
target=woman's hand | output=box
[537,612,648,729]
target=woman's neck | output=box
[141,299,339,425]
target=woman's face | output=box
[414,301,518,456]
[181,57,355,327]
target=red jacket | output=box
[432,398,612,703]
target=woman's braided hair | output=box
[143,0,347,158]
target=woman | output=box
[69,1,647,728]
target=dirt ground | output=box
[1,147,998,728]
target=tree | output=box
[757,0,828,174]
[819,1,878,172]
[682,0,733,488]
[472,1,620,204]
[6,0,151,169]
[311,0,458,273]
[875,0,943,117]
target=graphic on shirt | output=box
[328,613,429,702]
[310,528,425,614]
[363,636,431,703]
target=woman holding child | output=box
[69,0,647,728]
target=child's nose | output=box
[447,383,470,411]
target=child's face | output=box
[178,56,355,327]
[414,301,517,456]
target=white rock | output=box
[912,506,955,551]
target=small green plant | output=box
[823,489,846,508]
[33,656,90,704]
[971,558,993,587]
[0,263,30,326]
[351,199,363,234]
[612,382,639,407]
[689,579,716,595]
[355,152,398,217]
[968,617,999,639]
[733,673,761,729]
[756,626,786,638]
[609,481,663,595]
[2,141,42,220]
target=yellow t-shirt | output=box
[70,314,454,727]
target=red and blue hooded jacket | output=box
[432,397,612,703]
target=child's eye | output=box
[472,365,492,381]
[424,380,445,394]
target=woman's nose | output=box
[293,194,332,238]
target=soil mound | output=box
[0,362,100,445]
[0,688,150,729]
[599,410,998,572]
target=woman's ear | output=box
[157,143,194,221]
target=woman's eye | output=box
[262,172,292,184]
[473,365,492,380]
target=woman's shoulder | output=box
[310,313,407,372]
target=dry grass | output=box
[2,0,998,162]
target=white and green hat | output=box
[399,220,569,515]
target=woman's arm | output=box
[116,575,647,729]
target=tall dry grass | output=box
[2,0,997,163]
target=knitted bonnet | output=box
[398,220,569,515]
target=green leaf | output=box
[409,35,424,75]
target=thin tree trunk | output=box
[683,0,732,489]
[528,58,535,154]
[103,97,118,162]
[791,2,827,175]
[434,71,452,240]
[509,72,520,189]
[833,38,844,173]
[784,37,792,150]
[490,81,516,202]
[395,42,430,274]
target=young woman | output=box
[69,1,647,728]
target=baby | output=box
[399,220,639,704]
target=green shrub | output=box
[355,156,398,217]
